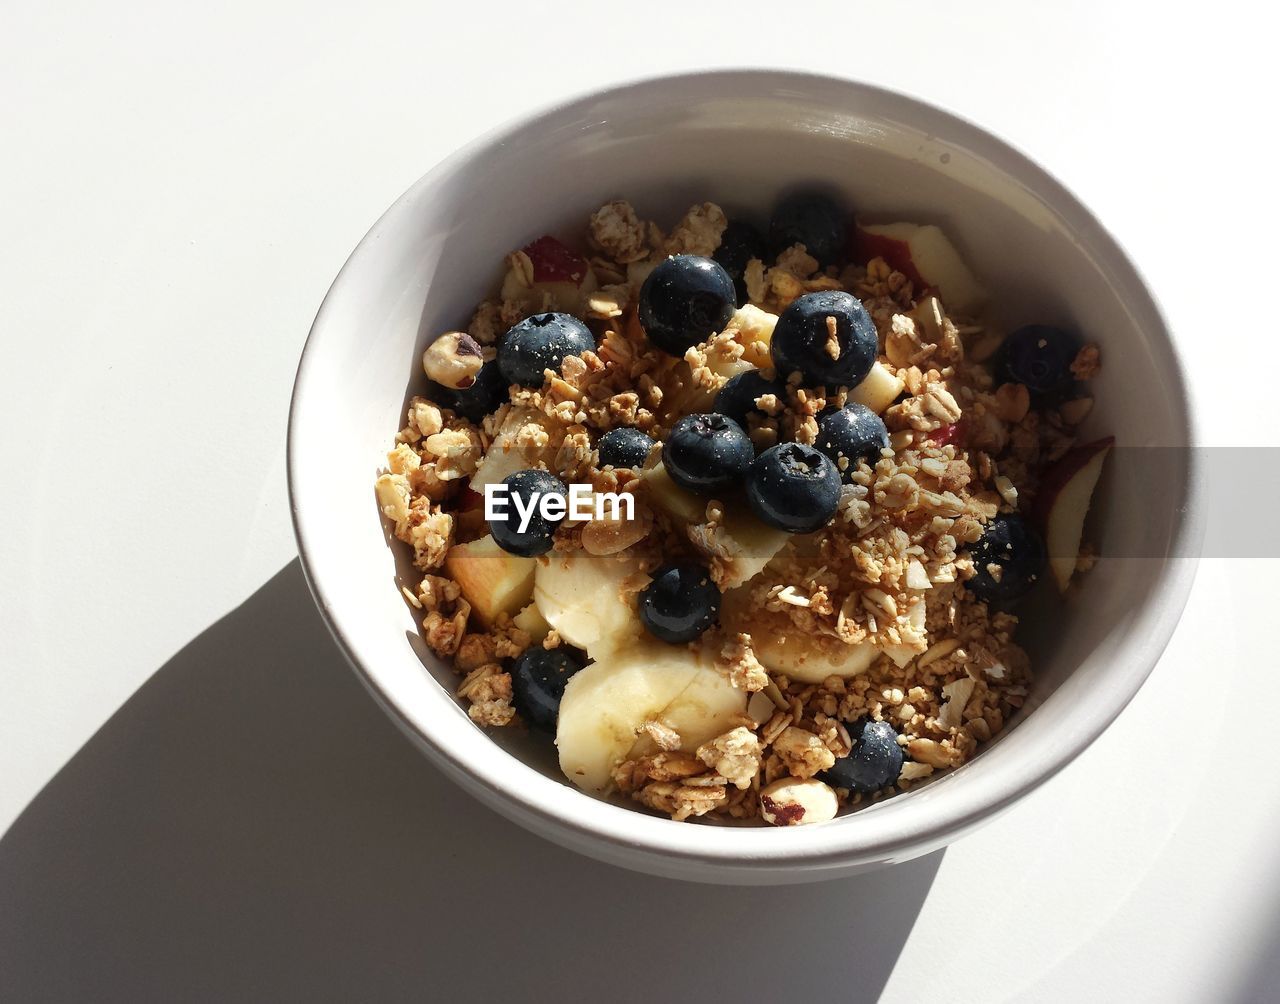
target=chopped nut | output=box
[938,677,977,730]
[899,762,935,782]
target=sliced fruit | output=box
[469,407,558,492]
[721,593,876,683]
[626,258,660,292]
[641,462,706,524]
[632,659,746,758]
[512,601,551,643]
[523,235,589,285]
[930,420,967,448]
[443,534,536,628]
[678,353,756,413]
[851,221,987,315]
[556,642,745,794]
[688,509,791,589]
[729,304,780,350]
[533,550,643,656]
[847,361,905,415]
[1032,436,1114,592]
[501,235,598,313]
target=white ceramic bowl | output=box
[288,70,1201,884]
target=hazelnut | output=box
[422,332,484,389]
[758,777,838,826]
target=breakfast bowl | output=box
[287,69,1200,884]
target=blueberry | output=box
[662,413,753,495]
[713,220,767,305]
[770,291,878,388]
[993,324,1081,406]
[768,192,845,265]
[511,645,585,731]
[489,469,568,557]
[638,255,737,355]
[815,402,889,481]
[745,442,841,534]
[712,370,786,433]
[639,564,721,644]
[822,719,905,793]
[497,312,595,388]
[597,427,656,470]
[964,514,1047,602]
[429,359,507,422]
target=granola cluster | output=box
[376,197,1103,825]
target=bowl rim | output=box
[287,67,1204,874]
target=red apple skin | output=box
[1031,436,1116,533]
[931,420,968,449]
[849,223,928,291]
[522,235,588,285]
[458,488,485,513]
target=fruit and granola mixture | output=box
[375,193,1109,826]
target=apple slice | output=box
[512,601,551,643]
[443,533,536,627]
[930,420,967,448]
[523,235,589,284]
[1032,437,1114,592]
[851,221,987,315]
[501,235,599,313]
[848,361,905,414]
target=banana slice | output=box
[533,550,643,657]
[642,462,706,524]
[556,642,746,794]
[721,590,877,684]
[640,661,750,756]
[469,407,558,492]
[687,509,791,589]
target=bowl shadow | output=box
[0,560,942,1003]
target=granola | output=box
[376,195,1109,826]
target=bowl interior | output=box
[289,72,1195,879]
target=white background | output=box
[2,2,1277,1000]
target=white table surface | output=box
[2,2,1276,1000]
